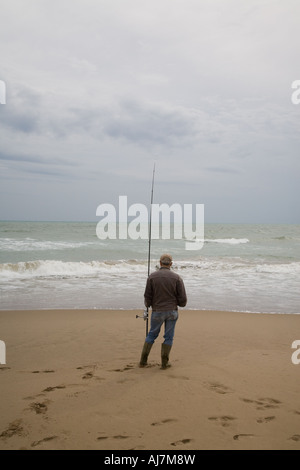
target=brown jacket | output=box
[144,267,187,312]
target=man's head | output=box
[160,254,173,267]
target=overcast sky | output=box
[0,0,299,223]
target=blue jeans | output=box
[146,310,178,346]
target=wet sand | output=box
[0,309,300,450]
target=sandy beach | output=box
[0,308,300,451]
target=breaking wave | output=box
[1,258,299,281]
[0,259,148,279]
[0,238,94,252]
[204,238,249,244]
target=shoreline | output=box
[1,309,300,450]
[1,308,299,315]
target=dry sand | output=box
[0,309,300,450]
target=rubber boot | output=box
[139,341,153,367]
[161,343,172,369]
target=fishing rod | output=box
[136,163,155,336]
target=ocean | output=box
[0,221,299,314]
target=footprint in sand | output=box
[32,370,55,374]
[288,435,300,442]
[0,419,26,439]
[97,434,130,441]
[208,416,237,427]
[257,397,281,410]
[110,364,135,372]
[233,434,255,441]
[31,436,58,447]
[205,381,232,395]
[151,419,178,426]
[77,364,103,380]
[82,371,94,379]
[241,397,281,411]
[43,385,66,392]
[171,438,193,446]
[29,400,50,415]
[256,416,276,424]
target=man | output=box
[139,254,187,369]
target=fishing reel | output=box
[136,309,148,321]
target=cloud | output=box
[205,166,241,175]
[0,85,42,133]
[102,99,199,147]
[0,0,299,222]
